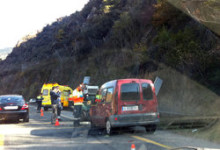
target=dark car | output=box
[0,95,29,122]
[90,79,159,135]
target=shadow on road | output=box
[0,119,23,124]
[31,128,73,139]
[87,126,148,137]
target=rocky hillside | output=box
[0,0,219,116]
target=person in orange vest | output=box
[70,84,84,127]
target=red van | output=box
[90,79,159,135]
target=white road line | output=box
[61,114,74,120]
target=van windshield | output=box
[121,83,140,101]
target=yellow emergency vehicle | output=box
[59,85,73,107]
[41,83,73,111]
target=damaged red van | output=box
[90,79,159,135]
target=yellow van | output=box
[41,83,73,111]
[59,85,73,107]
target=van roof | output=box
[42,83,59,88]
[117,78,152,82]
[101,78,153,89]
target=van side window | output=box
[142,83,153,100]
[121,83,140,101]
[43,89,48,96]
[106,88,114,103]
[101,88,107,102]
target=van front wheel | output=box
[106,120,113,135]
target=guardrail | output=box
[158,111,220,129]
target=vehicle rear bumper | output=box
[109,113,159,127]
[42,104,51,108]
[0,110,28,119]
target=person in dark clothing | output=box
[57,90,62,120]
[36,93,44,113]
[50,86,61,120]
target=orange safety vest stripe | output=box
[68,96,83,103]
[74,97,84,103]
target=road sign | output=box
[83,76,90,85]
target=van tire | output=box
[44,107,48,111]
[106,120,113,135]
[145,125,156,134]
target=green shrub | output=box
[111,12,141,48]
[154,26,217,81]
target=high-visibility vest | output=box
[96,94,102,100]
[37,96,43,101]
[69,88,83,105]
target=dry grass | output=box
[146,63,220,143]
[146,63,220,116]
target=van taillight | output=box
[21,104,29,110]
[114,117,118,121]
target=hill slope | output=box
[0,0,219,118]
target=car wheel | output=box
[14,118,19,123]
[145,125,156,134]
[106,120,113,135]
[23,114,29,122]
[44,107,48,111]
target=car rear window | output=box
[142,83,153,100]
[121,83,140,101]
[0,96,24,105]
[43,89,49,96]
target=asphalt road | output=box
[0,105,220,150]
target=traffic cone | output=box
[40,108,44,117]
[55,118,60,126]
[131,144,136,150]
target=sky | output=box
[0,0,89,49]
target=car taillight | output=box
[0,107,2,111]
[21,104,29,110]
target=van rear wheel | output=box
[145,125,156,134]
[44,107,48,111]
